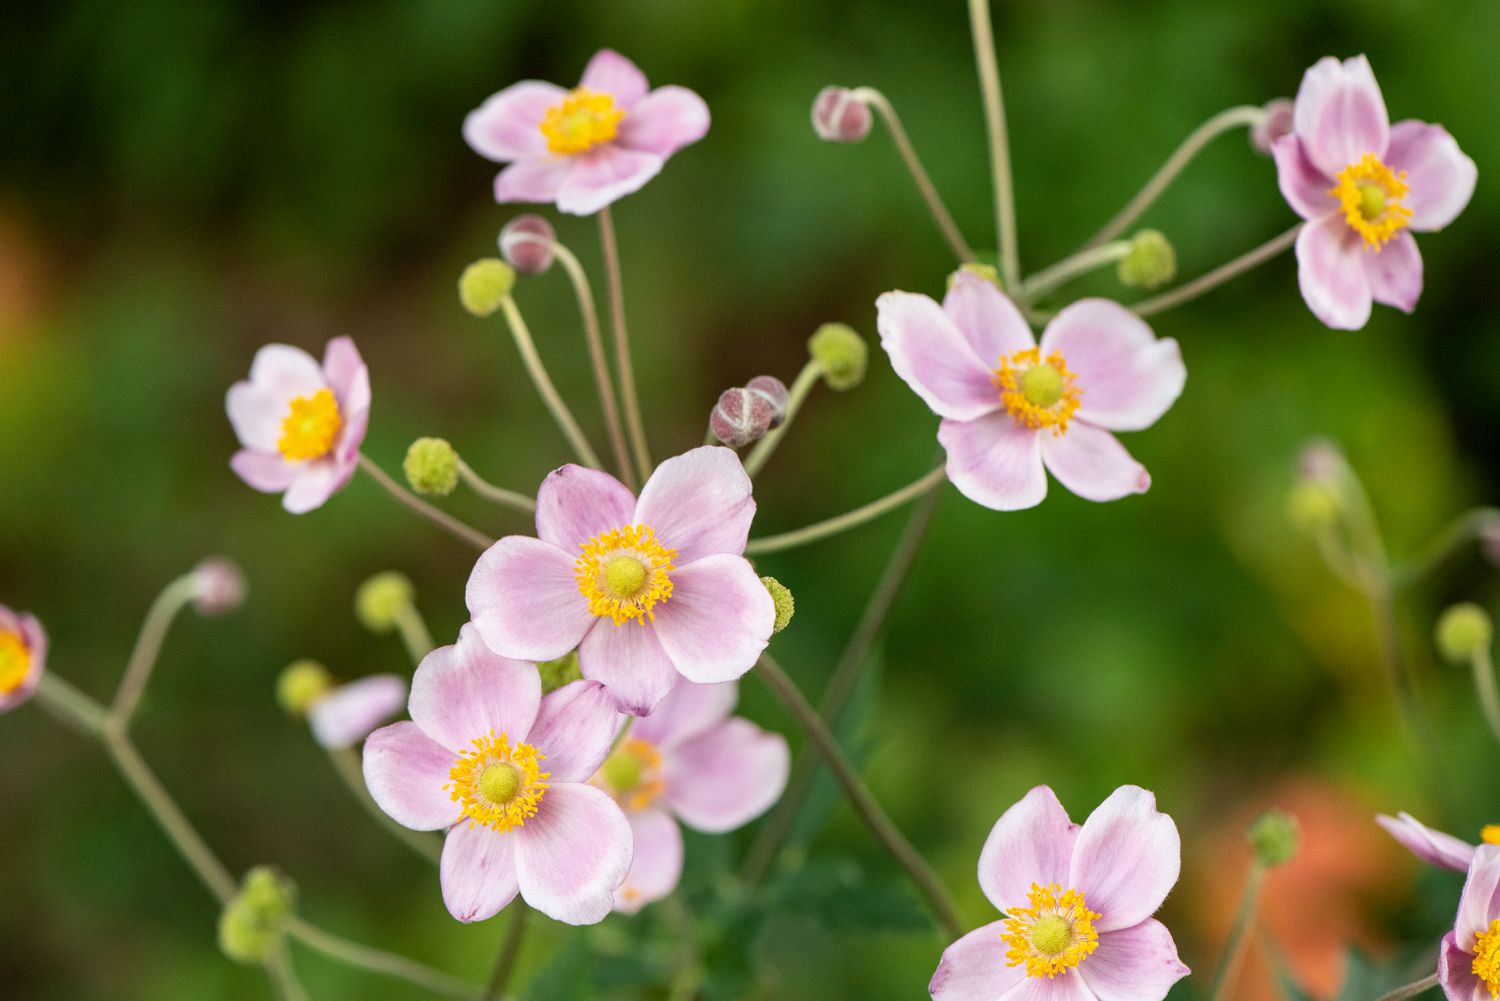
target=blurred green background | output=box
[3,0,1499,998]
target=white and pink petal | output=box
[662,717,789,833]
[1040,424,1150,504]
[464,81,567,162]
[441,822,520,923]
[938,414,1046,512]
[467,536,596,663]
[1385,120,1477,232]
[578,618,680,716]
[362,721,462,832]
[1293,55,1390,178]
[928,919,1028,1001]
[555,147,663,216]
[614,807,683,914]
[633,446,756,564]
[977,785,1079,913]
[526,681,620,784]
[514,783,633,925]
[408,623,541,754]
[1295,213,1373,330]
[1039,300,1184,432]
[616,86,710,157]
[1078,919,1190,1001]
[1069,786,1181,933]
[536,464,637,552]
[877,291,1004,422]
[631,679,737,750]
[650,555,774,686]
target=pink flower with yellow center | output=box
[226,337,370,514]
[878,272,1185,511]
[931,785,1188,1001]
[1441,845,1500,1001]
[362,625,630,925]
[1273,55,1476,330]
[464,49,710,216]
[1378,811,1500,874]
[0,605,46,714]
[465,447,776,716]
[589,680,789,913]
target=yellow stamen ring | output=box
[1482,825,1500,847]
[1329,153,1412,251]
[539,87,626,156]
[0,630,31,694]
[600,737,665,812]
[1002,883,1101,978]
[1474,918,1500,999]
[277,388,343,462]
[994,348,1082,435]
[447,732,548,833]
[574,525,676,625]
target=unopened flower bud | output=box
[499,215,557,275]
[1250,98,1295,157]
[355,572,414,634]
[1436,603,1493,663]
[1247,810,1299,867]
[276,659,333,716]
[1287,481,1341,533]
[808,322,868,392]
[538,650,583,694]
[746,375,789,428]
[1484,521,1500,570]
[811,86,872,143]
[711,387,777,449]
[1118,230,1176,290]
[761,576,794,634]
[1297,440,1346,484]
[218,866,296,964]
[458,258,515,317]
[403,437,459,497]
[948,262,1003,291]
[191,557,246,617]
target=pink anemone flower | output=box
[466,446,776,717]
[362,625,630,925]
[308,674,408,750]
[1377,812,1500,874]
[1440,844,1500,1001]
[931,785,1189,1001]
[464,49,710,216]
[590,680,789,913]
[878,272,1185,511]
[0,605,46,714]
[226,337,370,514]
[1273,55,1476,330]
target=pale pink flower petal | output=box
[0,610,46,714]
[362,721,461,831]
[614,807,683,914]
[1456,844,1500,946]
[1069,786,1181,932]
[1439,930,1486,1001]
[650,555,775,685]
[408,624,541,754]
[494,157,573,204]
[536,465,637,552]
[323,336,370,419]
[1040,423,1150,503]
[938,413,1046,511]
[467,537,596,663]
[1078,919,1190,1001]
[308,674,407,749]
[1376,812,1475,872]
[977,785,1079,913]
[633,446,755,564]
[1293,55,1390,178]
[1296,213,1373,330]
[631,679,737,750]
[1363,230,1422,313]
[578,619,679,716]
[555,147,664,216]
[1385,120,1477,231]
[877,291,1004,421]
[227,384,294,453]
[514,783,633,925]
[248,343,327,398]
[230,450,297,493]
[1039,300,1185,432]
[463,81,567,162]
[663,718,789,833]
[1001,971,1098,1001]
[942,271,1036,364]
[441,821,520,923]
[1272,135,1337,220]
[526,681,618,784]
[579,49,649,108]
[616,86,710,157]
[928,919,1028,1001]
[281,460,352,515]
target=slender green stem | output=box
[110,574,200,726]
[966,0,1020,290]
[328,746,442,864]
[394,605,435,666]
[743,362,821,478]
[1470,645,1500,748]
[1020,240,1131,302]
[754,653,963,939]
[1086,105,1268,249]
[483,905,529,1001]
[1374,973,1440,1001]
[358,454,494,552]
[497,296,603,470]
[35,672,106,737]
[1203,862,1265,1001]
[745,466,946,555]
[266,947,312,1001]
[850,87,974,264]
[1131,225,1300,318]
[743,480,940,886]
[598,207,653,483]
[286,917,486,1001]
[456,459,537,514]
[1394,507,1500,590]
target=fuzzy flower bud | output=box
[948,262,1003,291]
[1250,98,1296,157]
[458,258,515,317]
[811,86,872,143]
[355,572,414,634]
[1287,481,1341,533]
[711,387,777,448]
[499,215,557,275]
[218,866,296,964]
[538,650,583,694]
[191,557,246,617]
[808,322,868,391]
[761,576,795,634]
[746,375,789,428]
[1247,810,1299,867]
[403,437,460,497]
[1436,603,1493,663]
[1117,230,1176,290]
[276,659,333,716]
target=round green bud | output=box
[947,262,1003,292]
[218,866,296,964]
[538,650,583,694]
[1436,603,1493,663]
[276,659,333,716]
[807,322,868,392]
[761,576,795,634]
[355,572,415,634]
[403,437,459,497]
[1247,810,1299,867]
[1287,481,1342,533]
[1117,230,1176,291]
[458,258,516,318]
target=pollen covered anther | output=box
[994,348,1082,435]
[1474,919,1500,999]
[1330,153,1412,250]
[1002,883,1101,978]
[574,525,676,625]
[277,389,343,462]
[0,631,31,693]
[447,732,549,832]
[540,87,626,155]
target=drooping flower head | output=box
[464,49,710,216]
[878,273,1185,511]
[226,337,370,514]
[466,447,776,716]
[931,785,1188,1001]
[1440,845,1500,1001]
[590,680,789,912]
[0,605,46,714]
[362,625,630,925]
[1378,811,1500,874]
[307,675,408,750]
[1273,55,1476,330]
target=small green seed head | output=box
[1118,230,1176,291]
[761,576,795,634]
[604,556,648,599]
[1029,913,1072,955]
[1358,184,1388,222]
[1020,363,1064,408]
[276,659,333,716]
[218,866,296,964]
[355,572,415,634]
[947,262,1003,291]
[807,322,868,392]
[602,748,644,792]
[458,258,516,317]
[1437,603,1493,663]
[538,650,583,694]
[479,763,522,804]
[1247,810,1299,868]
[403,437,459,497]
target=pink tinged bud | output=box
[711,386,777,448]
[745,375,789,428]
[499,215,557,275]
[1484,521,1500,570]
[1296,439,1345,484]
[1250,98,1295,156]
[192,558,246,617]
[811,86,872,143]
